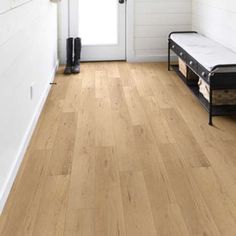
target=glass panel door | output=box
[70,0,126,61]
[78,0,118,45]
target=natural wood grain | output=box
[123,87,147,126]
[192,167,236,236]
[162,108,210,167]
[63,75,82,113]
[95,98,114,147]
[1,150,52,236]
[32,175,69,236]
[48,112,77,176]
[1,62,236,236]
[68,146,96,210]
[137,147,190,236]
[158,144,221,236]
[111,103,142,172]
[34,99,64,150]
[120,171,158,236]
[64,209,95,236]
[94,147,126,236]
[141,96,176,144]
[95,70,109,99]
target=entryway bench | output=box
[168,31,236,125]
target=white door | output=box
[69,0,126,61]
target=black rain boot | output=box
[72,37,82,74]
[64,38,73,75]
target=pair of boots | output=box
[64,37,82,75]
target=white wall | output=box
[132,0,192,61]
[58,0,192,63]
[0,0,58,213]
[58,0,69,65]
[0,0,11,13]
[192,0,236,52]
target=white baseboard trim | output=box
[127,54,177,63]
[0,60,59,215]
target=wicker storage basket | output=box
[198,78,236,105]
[179,58,187,77]
[178,58,199,82]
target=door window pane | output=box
[78,0,118,45]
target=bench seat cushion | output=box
[170,33,236,71]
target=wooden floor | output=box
[1,62,236,236]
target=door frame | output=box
[126,0,135,61]
[58,0,135,64]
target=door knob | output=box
[119,0,125,4]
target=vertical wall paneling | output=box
[192,0,236,53]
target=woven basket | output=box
[199,78,236,105]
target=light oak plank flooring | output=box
[1,62,236,236]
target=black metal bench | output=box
[168,31,236,125]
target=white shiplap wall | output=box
[59,0,192,62]
[192,0,236,53]
[0,0,58,214]
[133,0,192,61]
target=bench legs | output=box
[209,114,213,126]
[209,87,213,126]
[168,40,171,71]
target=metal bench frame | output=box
[168,31,236,125]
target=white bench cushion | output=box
[170,33,236,71]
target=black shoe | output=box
[64,38,73,75]
[72,38,82,74]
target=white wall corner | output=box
[0,60,59,215]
